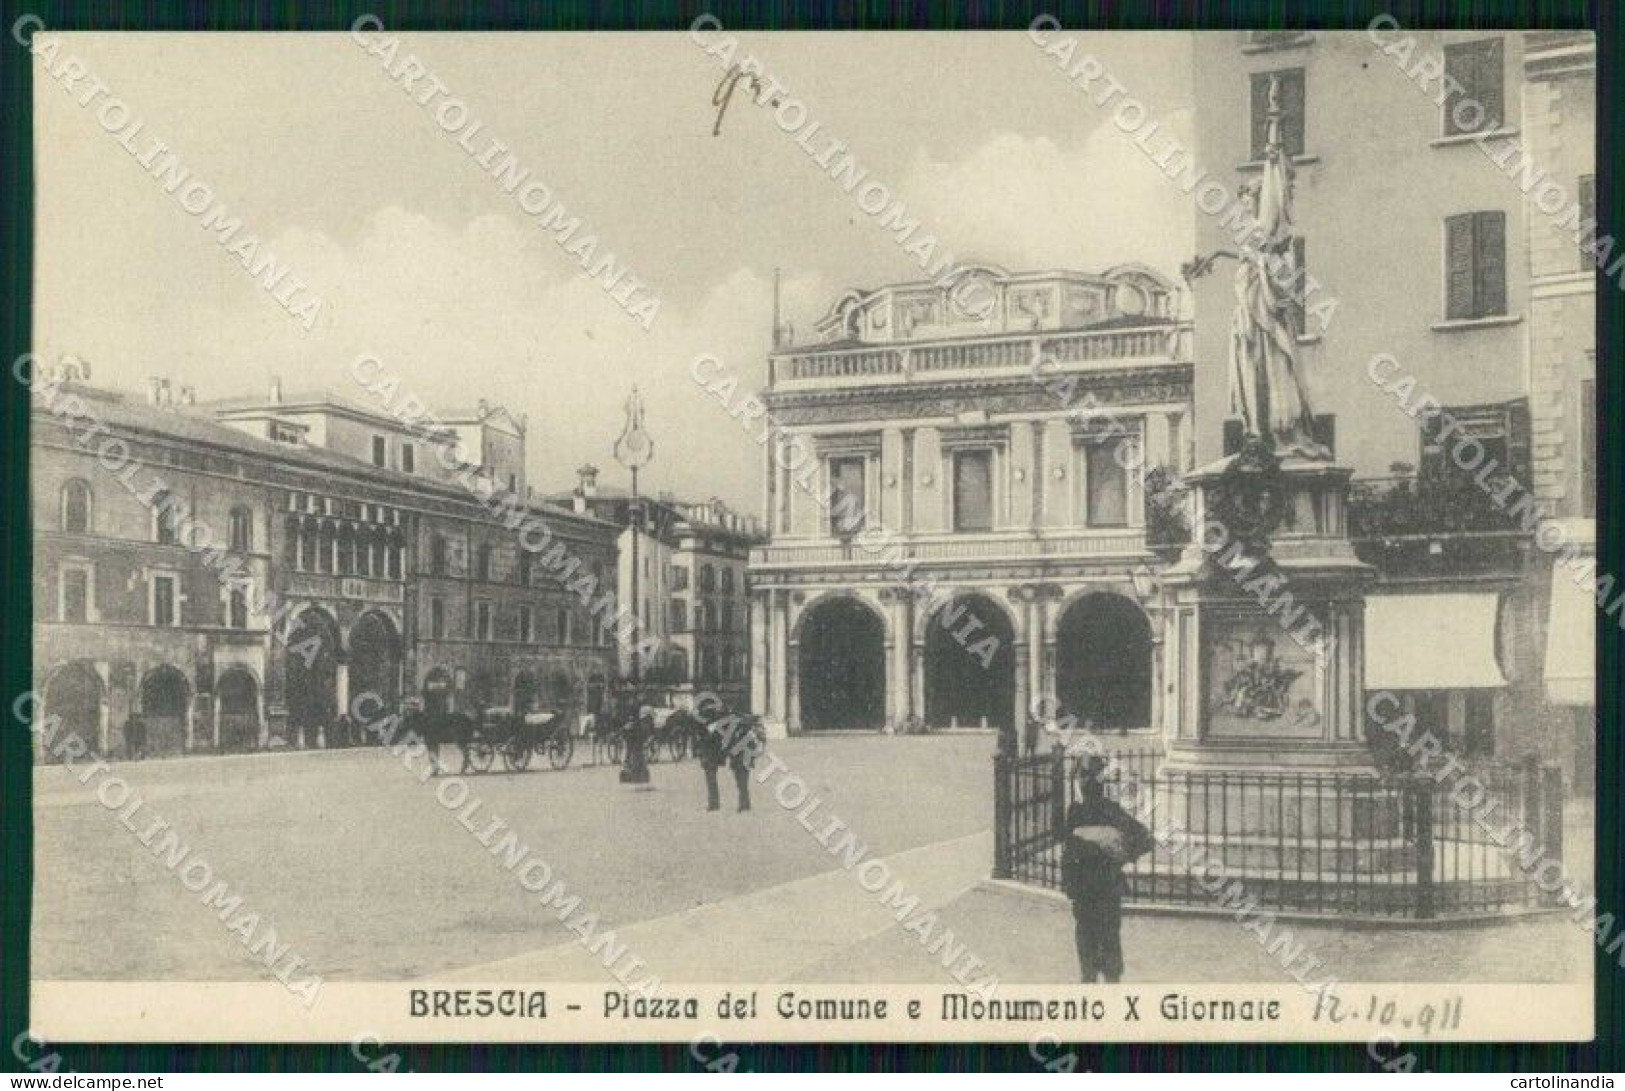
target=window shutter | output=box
[1249,74,1270,160]
[1283,69,1306,157]
[1445,214,1476,320]
[1478,39,1505,127]
[1473,210,1507,318]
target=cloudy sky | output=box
[35,31,1193,511]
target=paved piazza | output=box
[33,737,1591,986]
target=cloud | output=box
[897,111,1195,280]
[42,205,801,513]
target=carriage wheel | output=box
[501,738,532,773]
[466,738,495,773]
[547,733,574,770]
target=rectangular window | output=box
[402,443,415,474]
[1580,378,1596,518]
[1085,440,1129,527]
[1445,211,1507,320]
[229,588,248,629]
[671,599,687,632]
[1442,38,1504,137]
[1579,175,1596,271]
[519,604,534,643]
[372,435,387,468]
[61,566,89,623]
[1249,68,1305,160]
[430,597,445,640]
[828,456,866,536]
[476,601,492,641]
[561,610,573,645]
[430,535,448,576]
[952,449,994,532]
[152,573,177,627]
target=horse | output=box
[413,707,475,775]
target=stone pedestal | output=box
[1155,452,1382,872]
[1160,453,1376,773]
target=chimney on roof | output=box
[269,376,283,404]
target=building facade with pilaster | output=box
[749,265,1194,737]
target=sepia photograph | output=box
[7,6,1615,1075]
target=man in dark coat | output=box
[1061,754,1154,983]
[696,703,760,813]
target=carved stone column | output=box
[749,591,769,716]
[769,590,788,724]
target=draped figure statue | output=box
[1184,75,1329,462]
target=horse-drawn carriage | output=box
[586,704,700,765]
[465,706,575,773]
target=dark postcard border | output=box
[0,0,1616,1074]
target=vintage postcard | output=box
[23,23,1601,1049]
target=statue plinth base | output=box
[1158,451,1377,777]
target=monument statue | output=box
[1183,75,1329,462]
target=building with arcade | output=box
[748,264,1194,737]
[32,362,618,760]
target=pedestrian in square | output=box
[1061,754,1153,983]
[123,712,147,761]
[696,702,759,813]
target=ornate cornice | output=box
[766,362,1193,427]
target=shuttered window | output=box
[1445,211,1507,320]
[1442,39,1504,136]
[1249,68,1305,160]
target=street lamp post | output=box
[615,387,654,785]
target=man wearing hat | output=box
[1061,753,1154,983]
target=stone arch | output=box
[138,665,191,755]
[913,587,1023,646]
[796,593,887,731]
[348,609,402,714]
[922,592,1017,730]
[1053,591,1153,731]
[285,605,341,735]
[42,660,104,758]
[216,666,260,751]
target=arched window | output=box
[337,525,355,576]
[477,543,494,581]
[229,506,252,553]
[153,490,180,545]
[61,480,92,534]
[228,587,249,629]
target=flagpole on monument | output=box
[615,387,654,785]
